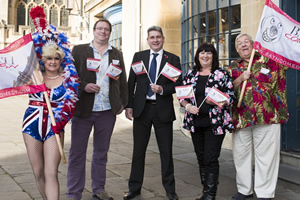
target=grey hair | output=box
[235,33,254,48]
[147,26,164,37]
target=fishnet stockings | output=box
[23,133,64,200]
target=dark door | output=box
[280,0,300,150]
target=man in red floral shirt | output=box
[230,33,289,200]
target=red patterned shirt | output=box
[230,53,289,132]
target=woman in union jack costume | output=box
[21,6,79,199]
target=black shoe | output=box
[257,198,271,200]
[232,192,253,200]
[166,192,179,200]
[123,191,141,200]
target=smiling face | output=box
[44,53,62,73]
[147,30,165,52]
[93,21,111,44]
[199,51,213,68]
[236,35,253,61]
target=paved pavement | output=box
[0,96,300,200]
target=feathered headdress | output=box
[30,6,79,133]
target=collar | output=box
[150,49,163,56]
[90,41,112,52]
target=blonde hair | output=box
[40,43,65,72]
[41,43,65,62]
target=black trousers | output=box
[128,102,175,193]
[191,126,225,174]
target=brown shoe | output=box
[93,190,114,200]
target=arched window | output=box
[27,3,36,32]
[50,5,59,27]
[60,6,69,26]
[15,0,69,32]
[45,0,52,6]
[16,2,26,32]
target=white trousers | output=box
[232,124,281,198]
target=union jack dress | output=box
[22,84,66,142]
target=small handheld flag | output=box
[106,64,123,80]
[206,87,229,108]
[131,61,147,75]
[158,62,182,82]
[175,85,195,99]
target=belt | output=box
[146,100,156,104]
[29,100,57,108]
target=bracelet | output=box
[185,103,191,111]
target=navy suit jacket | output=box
[127,49,182,122]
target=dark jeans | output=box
[191,126,225,174]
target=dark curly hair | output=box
[193,43,219,72]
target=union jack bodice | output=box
[22,84,66,142]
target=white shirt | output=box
[146,49,164,100]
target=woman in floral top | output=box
[180,43,234,200]
[230,33,289,200]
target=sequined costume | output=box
[22,85,67,142]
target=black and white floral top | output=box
[180,68,235,135]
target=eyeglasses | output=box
[46,57,60,60]
[94,27,110,32]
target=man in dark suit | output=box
[66,19,128,200]
[124,26,181,200]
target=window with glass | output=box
[109,23,122,50]
[15,0,69,32]
[181,0,241,73]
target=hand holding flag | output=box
[237,0,300,107]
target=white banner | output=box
[254,0,300,70]
[0,34,46,99]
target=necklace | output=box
[46,75,60,80]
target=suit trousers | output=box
[128,102,176,193]
[232,124,280,198]
[66,110,116,199]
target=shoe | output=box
[257,198,271,200]
[93,190,114,200]
[123,191,141,200]
[166,192,179,200]
[232,192,253,200]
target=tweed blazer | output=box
[72,43,128,118]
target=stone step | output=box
[278,151,300,187]
[280,151,300,168]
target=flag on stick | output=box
[254,0,300,70]
[131,61,147,75]
[98,63,123,86]
[0,34,46,99]
[206,87,229,108]
[175,85,195,99]
[106,64,123,80]
[158,62,182,82]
